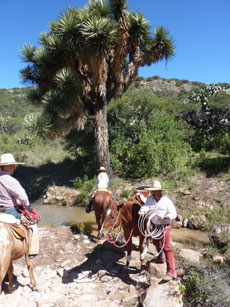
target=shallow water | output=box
[172,228,210,244]
[33,200,210,244]
[33,200,95,226]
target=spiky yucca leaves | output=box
[20,0,175,171]
[24,113,54,139]
[129,13,149,44]
[85,0,110,17]
[147,27,175,64]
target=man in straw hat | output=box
[0,153,39,258]
[85,166,109,213]
[143,180,177,281]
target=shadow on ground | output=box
[62,240,149,290]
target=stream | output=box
[33,200,210,244]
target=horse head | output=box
[99,201,123,237]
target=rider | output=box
[0,153,39,258]
[141,180,177,281]
[85,166,109,213]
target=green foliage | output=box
[183,269,205,306]
[24,113,54,139]
[109,106,191,178]
[204,203,230,252]
[120,189,130,199]
[74,177,97,206]
[71,222,91,235]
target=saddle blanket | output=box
[96,189,112,194]
[0,212,20,225]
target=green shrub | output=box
[110,112,191,179]
[120,189,130,199]
[75,178,96,206]
[183,264,230,307]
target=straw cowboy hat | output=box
[145,180,163,191]
[97,166,106,172]
[0,153,25,166]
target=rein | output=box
[106,217,136,249]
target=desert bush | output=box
[183,264,230,307]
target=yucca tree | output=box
[20,0,175,174]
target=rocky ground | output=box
[0,225,185,307]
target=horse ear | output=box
[117,202,124,211]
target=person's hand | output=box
[16,199,22,205]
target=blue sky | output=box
[0,0,229,89]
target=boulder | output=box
[141,280,184,307]
[179,248,202,263]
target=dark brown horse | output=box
[93,190,113,237]
[100,197,148,268]
[0,221,36,294]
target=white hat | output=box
[0,153,25,166]
[145,180,163,191]
[98,166,106,172]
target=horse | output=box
[100,188,150,268]
[93,189,113,237]
[0,221,36,294]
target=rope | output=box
[137,208,168,258]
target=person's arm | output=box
[7,177,30,207]
[164,198,177,220]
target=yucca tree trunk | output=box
[94,103,112,176]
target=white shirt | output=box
[97,172,109,189]
[0,171,30,209]
[144,195,177,225]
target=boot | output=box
[85,199,93,213]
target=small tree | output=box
[20,0,175,174]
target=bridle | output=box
[105,204,136,248]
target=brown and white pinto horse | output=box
[0,221,36,294]
[93,190,113,237]
[100,189,150,267]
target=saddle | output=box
[130,190,149,205]
[7,223,28,240]
[0,213,28,240]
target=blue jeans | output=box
[5,208,21,219]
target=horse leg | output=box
[7,261,14,293]
[25,256,37,291]
[124,233,132,267]
[95,211,102,238]
[0,257,11,294]
[139,235,146,269]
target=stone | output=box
[142,280,183,307]
[212,254,225,264]
[179,248,202,263]
[146,261,166,278]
